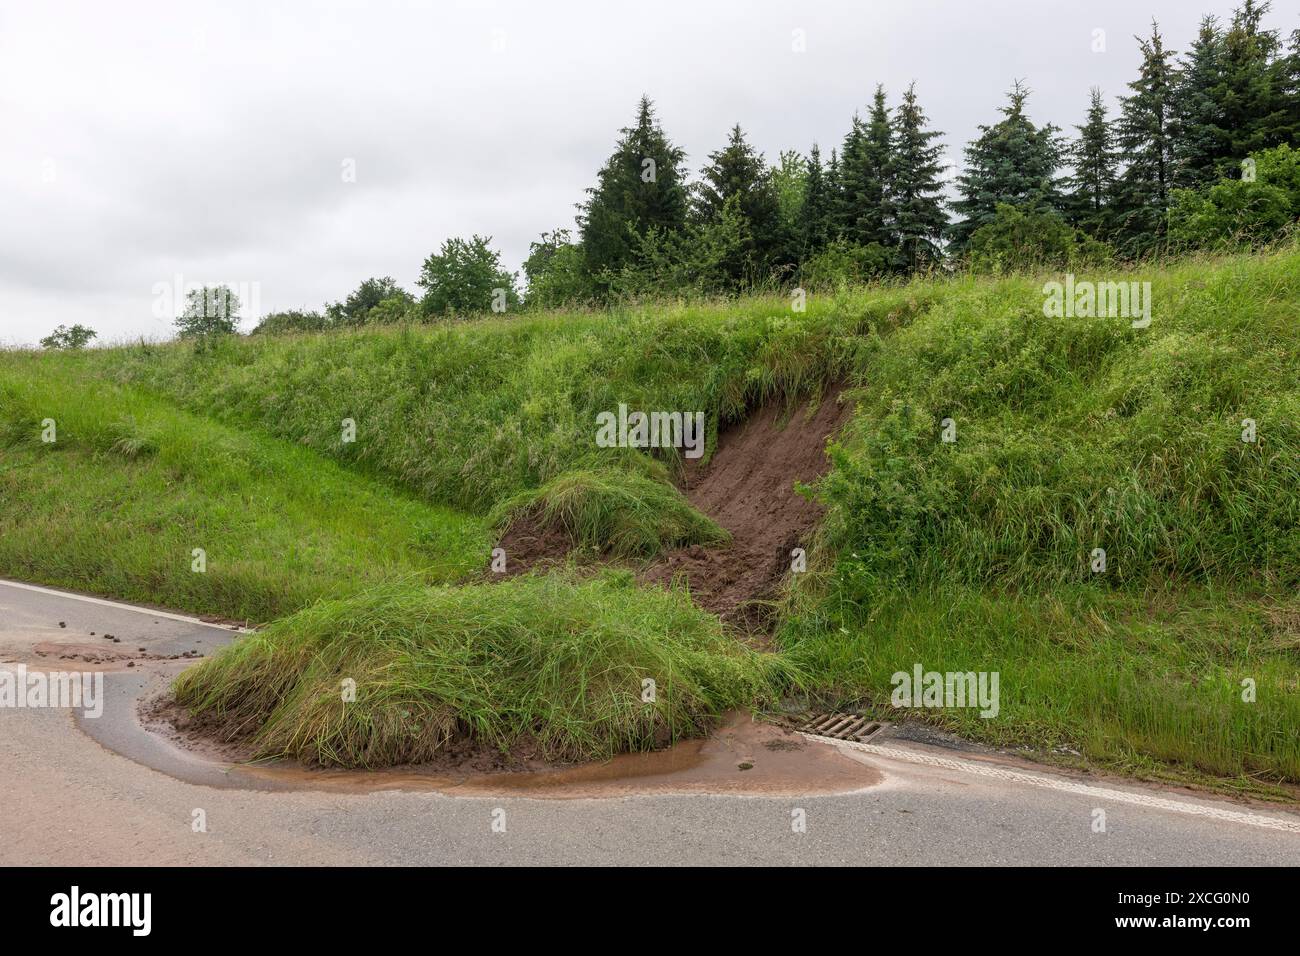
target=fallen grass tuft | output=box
[490,467,729,558]
[174,572,796,767]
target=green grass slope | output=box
[0,361,488,622]
[5,245,1299,787]
[75,290,924,552]
[787,243,1300,792]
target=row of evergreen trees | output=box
[248,0,1299,333]
[547,0,1298,301]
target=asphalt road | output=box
[3,578,1299,866]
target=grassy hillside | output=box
[0,362,487,622]
[786,244,1300,791]
[79,290,923,516]
[4,243,1299,787]
[818,251,1300,591]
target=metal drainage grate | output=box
[801,713,884,742]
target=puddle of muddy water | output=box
[85,677,882,799]
[233,714,881,798]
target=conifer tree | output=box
[825,148,842,240]
[832,116,865,239]
[1285,28,1300,141]
[1219,0,1289,160]
[887,83,947,272]
[1067,88,1119,238]
[578,96,689,288]
[693,124,782,285]
[1169,16,1230,189]
[838,86,895,248]
[798,143,834,255]
[1114,22,1177,256]
[949,81,1065,251]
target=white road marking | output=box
[804,734,1300,834]
[0,579,252,632]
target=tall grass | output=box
[818,247,1300,592]
[0,362,487,622]
[6,244,1300,784]
[785,242,1300,790]
[784,585,1300,787]
[70,289,927,515]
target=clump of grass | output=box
[173,572,796,767]
[490,467,729,558]
[105,416,160,459]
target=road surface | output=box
[3,578,1298,866]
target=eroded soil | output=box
[496,386,852,634]
[643,387,850,632]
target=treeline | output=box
[253,0,1299,333]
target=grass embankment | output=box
[0,362,487,622]
[786,244,1300,792]
[2,291,909,765]
[81,290,922,553]
[6,247,1299,786]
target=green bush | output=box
[1169,145,1300,250]
[966,204,1112,273]
[800,239,893,288]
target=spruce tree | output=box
[826,148,842,239]
[887,83,948,272]
[693,124,782,285]
[838,86,895,248]
[832,116,866,239]
[1285,28,1300,142]
[1219,0,1288,160]
[578,96,689,288]
[949,81,1065,251]
[1067,88,1119,238]
[1170,16,1230,190]
[1113,22,1177,257]
[799,143,834,256]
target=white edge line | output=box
[802,733,1300,834]
[0,579,254,633]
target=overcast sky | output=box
[0,0,1278,345]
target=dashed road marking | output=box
[803,733,1300,834]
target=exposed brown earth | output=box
[495,387,851,634]
[494,511,574,576]
[491,390,847,634]
[643,387,850,632]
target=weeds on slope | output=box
[785,243,1300,789]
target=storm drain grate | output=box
[801,713,884,742]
